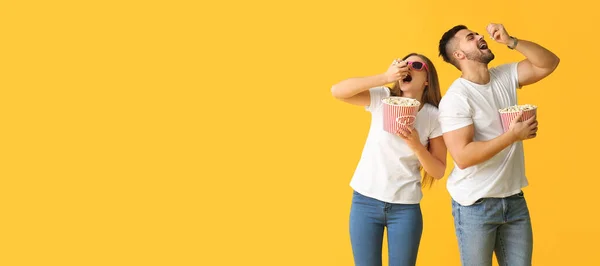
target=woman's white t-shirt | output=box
[349,86,443,204]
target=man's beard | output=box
[464,49,495,64]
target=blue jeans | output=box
[451,191,533,266]
[349,191,423,266]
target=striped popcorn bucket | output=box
[499,107,537,132]
[382,97,420,134]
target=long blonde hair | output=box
[388,53,442,188]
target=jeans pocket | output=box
[455,198,487,227]
[352,190,378,207]
[451,201,461,226]
[473,198,486,205]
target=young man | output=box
[437,24,560,266]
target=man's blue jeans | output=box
[451,191,533,266]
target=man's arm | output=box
[443,112,538,170]
[486,23,560,87]
[514,39,560,87]
[443,125,517,170]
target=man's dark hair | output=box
[438,25,468,67]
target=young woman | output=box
[331,53,447,266]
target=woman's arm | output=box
[414,136,447,179]
[331,60,408,106]
[398,128,447,179]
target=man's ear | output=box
[453,50,465,60]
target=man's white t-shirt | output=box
[349,86,443,204]
[438,63,528,206]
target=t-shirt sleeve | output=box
[438,91,473,133]
[429,107,443,139]
[493,62,520,89]
[365,86,391,112]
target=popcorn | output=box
[382,97,420,107]
[499,104,537,113]
[498,104,537,132]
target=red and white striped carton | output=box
[382,97,421,134]
[499,104,537,132]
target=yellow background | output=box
[1,0,598,265]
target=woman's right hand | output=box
[384,59,410,83]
